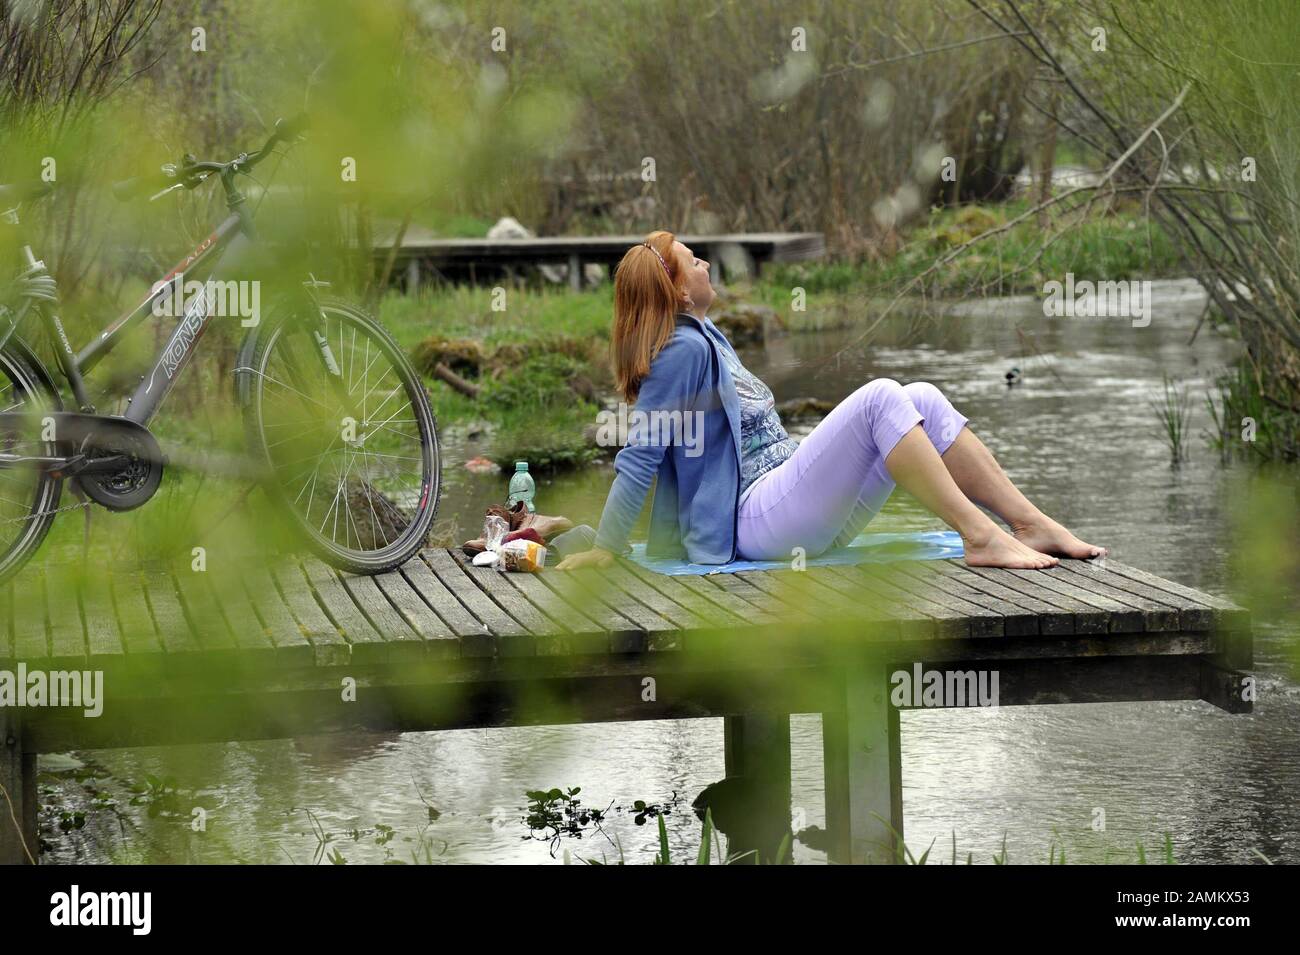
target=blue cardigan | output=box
[593,313,743,564]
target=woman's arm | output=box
[556,332,710,569]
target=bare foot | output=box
[1011,516,1106,559]
[964,527,1059,569]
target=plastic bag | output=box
[471,515,547,572]
[471,514,510,569]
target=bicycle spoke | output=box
[255,306,435,566]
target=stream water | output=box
[46,278,1299,864]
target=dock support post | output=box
[0,711,37,865]
[405,257,420,295]
[718,713,792,863]
[568,253,582,291]
[823,662,902,864]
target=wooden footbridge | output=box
[0,550,1250,864]
[377,231,827,290]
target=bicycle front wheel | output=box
[243,298,441,574]
[0,345,63,583]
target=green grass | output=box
[377,283,615,355]
[764,200,1184,299]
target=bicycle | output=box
[0,115,442,582]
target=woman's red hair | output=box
[611,230,683,403]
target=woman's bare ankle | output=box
[958,517,1002,550]
[963,524,1059,569]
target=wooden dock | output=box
[376,231,827,290]
[0,551,1250,864]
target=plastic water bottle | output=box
[507,461,536,512]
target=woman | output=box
[555,230,1104,571]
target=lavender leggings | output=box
[736,379,969,560]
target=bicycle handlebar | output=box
[111,113,309,202]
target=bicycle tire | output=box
[0,344,64,583]
[241,297,441,575]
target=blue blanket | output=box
[627,530,964,576]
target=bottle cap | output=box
[515,461,528,471]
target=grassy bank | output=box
[762,199,1183,302]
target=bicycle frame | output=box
[5,196,327,434]
[75,210,253,425]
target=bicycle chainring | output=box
[74,423,165,512]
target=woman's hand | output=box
[554,547,616,571]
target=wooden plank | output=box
[239,569,315,667]
[619,561,750,629]
[340,572,428,663]
[44,571,86,667]
[856,565,971,638]
[1013,566,1144,633]
[538,567,652,653]
[909,561,1043,636]
[371,568,462,659]
[802,567,903,639]
[1101,560,1248,627]
[736,570,849,627]
[499,568,610,655]
[140,572,204,658]
[410,550,502,637]
[930,561,1068,635]
[546,565,676,653]
[874,563,1004,637]
[108,573,165,664]
[539,566,650,644]
[203,571,280,662]
[818,565,941,639]
[598,561,711,633]
[11,572,48,661]
[675,574,780,628]
[734,567,903,644]
[1073,561,1211,630]
[1051,560,1182,631]
[267,564,350,666]
[590,565,684,652]
[705,572,822,627]
[170,569,240,659]
[1061,560,1217,630]
[736,566,906,648]
[77,570,123,663]
[963,565,1107,634]
[423,545,530,641]
[299,558,387,664]
[445,550,550,655]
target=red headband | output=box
[644,242,672,277]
